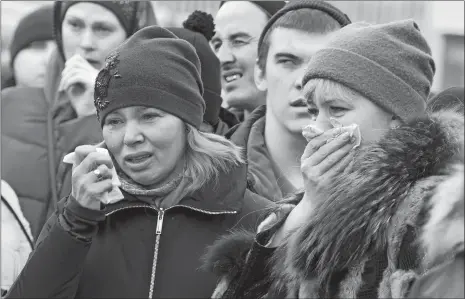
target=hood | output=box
[275,110,464,289]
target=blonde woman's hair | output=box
[304,78,360,105]
[183,124,245,195]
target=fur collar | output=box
[422,161,464,267]
[272,111,464,293]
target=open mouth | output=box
[224,73,242,83]
[124,153,152,164]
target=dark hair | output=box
[257,9,342,72]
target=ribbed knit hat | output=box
[94,25,205,128]
[168,11,222,127]
[258,0,351,51]
[219,1,286,18]
[10,5,54,65]
[53,1,145,61]
[302,19,435,121]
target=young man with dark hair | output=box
[211,1,285,120]
[226,0,351,201]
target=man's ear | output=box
[254,62,267,92]
[390,115,402,129]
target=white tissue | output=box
[63,148,124,204]
[302,119,361,149]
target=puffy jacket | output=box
[1,180,33,295]
[5,155,274,298]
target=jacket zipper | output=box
[105,205,237,298]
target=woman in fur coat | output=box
[203,20,464,299]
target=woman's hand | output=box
[71,145,114,210]
[59,54,99,117]
[301,127,355,195]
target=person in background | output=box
[408,150,464,298]
[225,0,351,202]
[1,1,153,240]
[427,86,464,115]
[212,1,285,121]
[5,25,272,298]
[204,19,463,299]
[168,11,239,135]
[1,180,34,297]
[2,5,55,89]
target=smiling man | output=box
[226,0,351,201]
[212,1,285,120]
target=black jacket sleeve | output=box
[6,196,105,299]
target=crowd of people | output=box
[1,1,464,298]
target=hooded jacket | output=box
[5,150,274,298]
[203,110,464,298]
[0,3,156,239]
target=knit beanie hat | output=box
[258,0,352,51]
[168,11,222,127]
[10,5,54,65]
[53,1,145,61]
[94,25,205,128]
[219,1,286,18]
[302,19,435,121]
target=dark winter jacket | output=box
[1,54,102,239]
[408,158,464,298]
[204,111,464,298]
[6,157,274,298]
[226,106,297,202]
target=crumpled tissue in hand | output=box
[63,148,124,204]
[302,117,361,149]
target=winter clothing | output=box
[168,11,223,128]
[5,145,274,298]
[53,1,156,61]
[427,86,464,114]
[95,25,205,128]
[408,160,464,298]
[1,180,33,294]
[303,19,435,122]
[225,106,297,202]
[258,0,351,51]
[9,5,54,66]
[1,3,153,240]
[219,1,286,18]
[204,110,464,298]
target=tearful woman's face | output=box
[61,2,127,69]
[102,106,187,188]
[304,81,397,146]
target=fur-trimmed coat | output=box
[203,111,464,299]
[408,156,464,298]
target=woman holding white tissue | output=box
[204,20,464,299]
[1,1,155,240]
[5,25,272,299]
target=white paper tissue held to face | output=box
[302,117,361,149]
[63,147,125,204]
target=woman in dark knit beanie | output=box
[5,25,272,299]
[1,1,155,241]
[203,20,464,299]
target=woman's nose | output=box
[79,29,95,51]
[314,115,333,131]
[123,122,144,145]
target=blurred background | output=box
[1,1,464,93]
